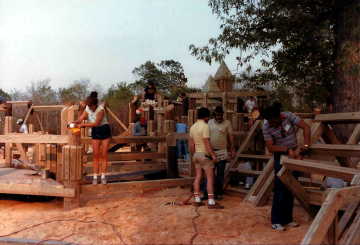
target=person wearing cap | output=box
[262,106,310,231]
[201,106,236,201]
[190,107,224,209]
[0,96,6,105]
[142,81,157,107]
[134,108,144,124]
[245,96,255,112]
[175,116,189,160]
[133,117,147,151]
[17,118,28,134]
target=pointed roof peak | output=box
[202,75,221,92]
[214,61,232,79]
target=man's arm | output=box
[229,134,236,159]
[297,119,311,153]
[190,137,195,157]
[142,91,146,102]
[203,138,219,163]
[154,92,157,101]
[265,139,297,159]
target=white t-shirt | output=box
[20,124,28,133]
[85,105,109,126]
[245,100,255,110]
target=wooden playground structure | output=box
[0,62,359,244]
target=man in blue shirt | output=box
[175,116,189,160]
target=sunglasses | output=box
[281,128,286,138]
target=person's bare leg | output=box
[194,168,203,194]
[92,140,101,174]
[204,168,215,195]
[100,137,111,174]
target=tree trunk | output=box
[333,0,360,143]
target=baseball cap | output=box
[140,117,147,125]
[0,96,6,104]
[17,118,24,124]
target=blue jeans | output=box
[271,154,299,225]
[176,139,189,159]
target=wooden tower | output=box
[214,61,234,92]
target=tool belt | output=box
[213,148,228,161]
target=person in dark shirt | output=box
[142,81,157,106]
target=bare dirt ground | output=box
[0,187,312,244]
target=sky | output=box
[0,0,257,94]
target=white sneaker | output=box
[285,222,299,227]
[101,178,107,185]
[92,178,98,186]
[272,224,286,231]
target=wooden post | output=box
[4,116,12,167]
[29,124,34,134]
[189,98,196,110]
[149,106,155,120]
[5,103,12,117]
[166,128,178,178]
[182,97,189,116]
[165,104,174,120]
[239,113,244,131]
[203,93,208,108]
[129,97,138,124]
[62,130,83,211]
[163,100,169,108]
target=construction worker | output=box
[190,107,224,209]
[17,119,28,134]
[175,116,189,161]
[74,91,111,186]
[134,108,144,124]
[133,117,147,151]
[201,106,236,201]
[142,81,157,107]
[245,96,255,112]
[262,106,310,231]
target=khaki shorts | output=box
[193,152,214,170]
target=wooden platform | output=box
[0,168,75,197]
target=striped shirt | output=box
[263,112,301,149]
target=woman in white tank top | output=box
[73,91,111,185]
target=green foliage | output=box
[268,83,295,112]
[131,60,184,96]
[27,78,58,105]
[58,78,91,103]
[167,86,202,100]
[189,0,339,106]
[0,89,10,100]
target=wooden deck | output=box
[0,168,75,197]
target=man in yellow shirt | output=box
[190,107,224,209]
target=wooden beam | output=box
[23,104,34,125]
[243,159,274,203]
[230,169,263,178]
[15,143,29,162]
[82,177,195,194]
[32,105,66,111]
[237,154,272,162]
[83,163,166,173]
[84,152,166,162]
[282,158,360,182]
[223,120,262,189]
[314,112,360,124]
[309,144,360,158]
[347,124,360,144]
[106,107,128,131]
[0,135,69,144]
[252,172,275,207]
[0,184,75,197]
[277,167,312,216]
[340,207,360,245]
[81,136,166,144]
[7,101,30,106]
[338,201,360,238]
[301,189,348,245]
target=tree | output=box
[58,78,91,104]
[189,0,359,142]
[0,89,10,100]
[131,60,184,96]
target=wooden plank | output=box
[81,136,166,145]
[314,112,360,124]
[35,113,44,133]
[32,105,66,111]
[82,177,195,194]
[252,172,275,207]
[15,143,29,162]
[45,144,51,169]
[282,158,360,182]
[230,169,263,178]
[309,144,360,158]
[277,167,312,216]
[23,104,34,125]
[347,124,360,144]
[223,120,262,189]
[338,201,360,238]
[106,107,128,130]
[84,152,166,162]
[0,135,69,144]
[62,145,70,180]
[301,188,350,245]
[7,101,30,106]
[238,154,272,162]
[0,184,75,197]
[326,214,338,244]
[70,146,77,180]
[340,207,360,245]
[83,163,166,173]
[243,159,274,203]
